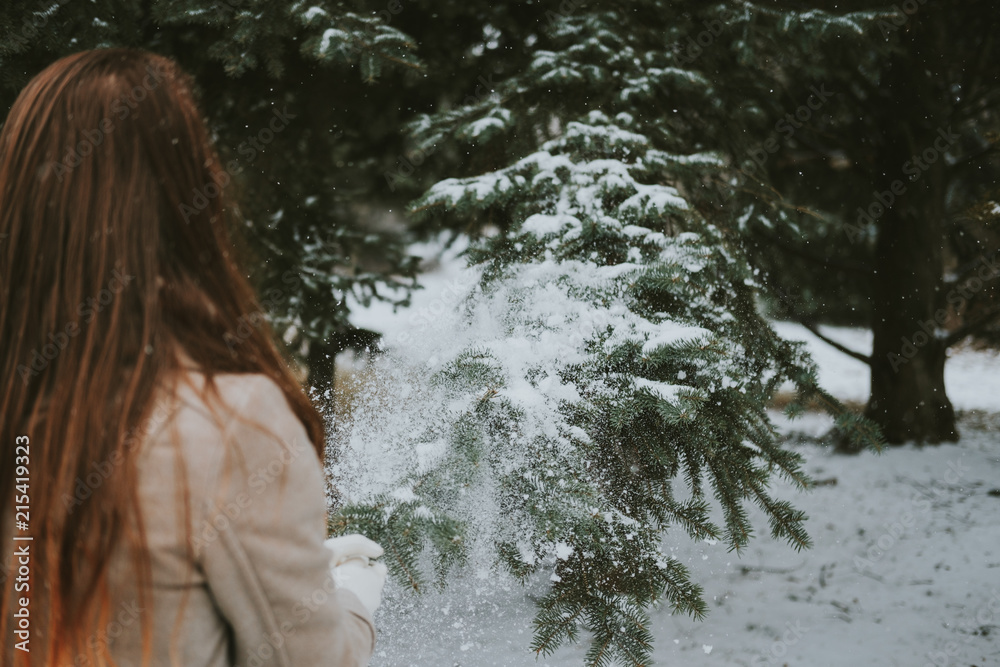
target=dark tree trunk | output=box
[307,339,337,406]
[864,28,957,444]
[305,327,382,408]
[867,295,957,443]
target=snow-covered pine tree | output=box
[333,3,882,665]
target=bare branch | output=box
[946,143,1000,171]
[752,227,874,275]
[799,321,873,366]
[944,305,1000,348]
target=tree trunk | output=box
[305,327,381,409]
[307,339,337,406]
[864,32,957,444]
[867,304,956,443]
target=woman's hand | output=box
[324,534,388,616]
[325,534,384,566]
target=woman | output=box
[0,49,384,666]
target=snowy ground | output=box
[345,242,1000,667]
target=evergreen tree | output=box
[392,0,1000,445]
[664,0,1000,444]
[334,3,882,664]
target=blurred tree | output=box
[0,0,431,403]
[660,0,1000,444]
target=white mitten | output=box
[332,558,388,616]
[324,534,384,567]
[324,534,388,616]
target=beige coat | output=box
[3,368,375,666]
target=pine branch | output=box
[382,54,423,71]
[752,490,812,552]
[532,600,585,656]
[586,636,614,667]
[756,441,811,489]
[944,305,1000,348]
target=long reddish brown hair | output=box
[0,49,324,665]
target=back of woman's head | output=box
[0,48,323,665]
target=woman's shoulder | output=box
[173,368,291,420]
[168,346,298,424]
[143,366,317,483]
[129,365,327,568]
